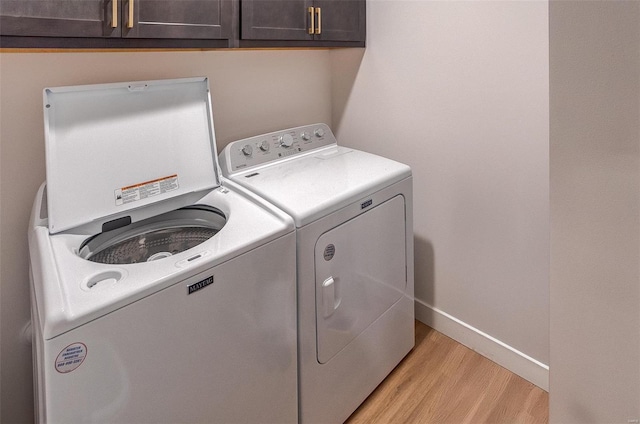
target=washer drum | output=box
[79,206,226,265]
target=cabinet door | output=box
[241,0,313,41]
[0,0,120,37]
[314,0,364,42]
[122,0,233,39]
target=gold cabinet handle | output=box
[127,0,134,28]
[308,6,315,35]
[315,7,321,35]
[111,0,118,28]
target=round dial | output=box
[314,127,326,138]
[241,144,253,156]
[259,140,270,152]
[301,132,311,141]
[279,134,294,148]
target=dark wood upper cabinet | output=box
[0,0,121,38]
[313,0,364,42]
[240,0,365,46]
[0,0,364,48]
[241,0,313,41]
[0,0,235,47]
[122,0,233,39]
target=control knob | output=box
[259,140,270,152]
[241,144,253,156]
[279,133,294,148]
[301,132,311,141]
[314,127,325,138]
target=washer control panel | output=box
[221,123,336,173]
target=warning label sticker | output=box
[55,342,87,374]
[115,174,179,206]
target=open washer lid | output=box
[43,77,220,234]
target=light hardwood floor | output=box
[346,321,548,424]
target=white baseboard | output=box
[415,299,549,391]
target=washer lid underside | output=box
[44,77,220,234]
[79,206,226,265]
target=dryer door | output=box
[315,195,407,364]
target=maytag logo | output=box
[361,199,373,210]
[188,276,214,295]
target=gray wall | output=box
[549,1,640,422]
[330,0,550,386]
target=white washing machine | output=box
[220,124,415,424]
[28,78,298,424]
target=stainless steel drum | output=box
[79,206,226,265]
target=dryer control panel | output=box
[220,123,336,175]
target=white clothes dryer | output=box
[28,78,298,424]
[220,124,415,424]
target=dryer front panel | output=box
[315,195,406,364]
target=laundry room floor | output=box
[346,321,549,424]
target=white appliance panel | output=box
[31,79,299,424]
[29,182,293,340]
[44,77,219,234]
[296,180,415,424]
[315,195,406,364]
[231,147,410,228]
[37,234,297,424]
[220,125,415,424]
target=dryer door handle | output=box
[322,276,341,318]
